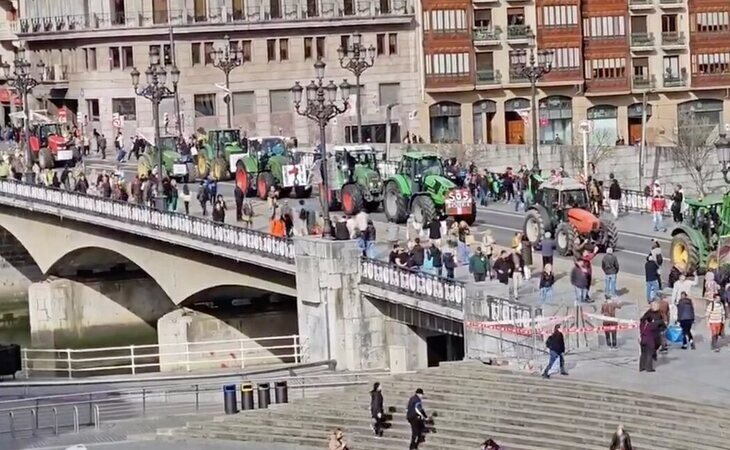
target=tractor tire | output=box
[555,222,576,257]
[383,181,409,224]
[598,220,619,251]
[257,171,276,200]
[365,201,380,213]
[294,186,312,199]
[412,194,437,226]
[138,157,153,178]
[341,183,365,216]
[196,153,210,180]
[39,148,54,170]
[235,164,255,196]
[457,200,477,226]
[211,157,229,181]
[715,264,730,285]
[523,209,546,246]
[671,232,699,274]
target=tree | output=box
[669,110,719,196]
[565,129,616,176]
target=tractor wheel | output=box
[412,195,437,226]
[715,264,730,285]
[211,157,229,181]
[257,172,276,200]
[555,222,576,257]
[39,148,54,170]
[458,200,477,226]
[671,232,699,274]
[365,201,380,213]
[196,153,210,180]
[138,156,153,178]
[598,220,619,251]
[523,209,545,245]
[294,186,312,199]
[235,164,255,196]
[383,181,409,224]
[341,183,365,216]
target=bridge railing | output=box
[0,180,295,262]
[359,257,467,309]
[21,335,303,379]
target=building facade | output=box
[418,0,730,146]
[8,0,421,144]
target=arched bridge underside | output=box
[0,206,296,304]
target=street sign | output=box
[112,113,124,129]
[58,110,67,124]
[579,120,593,134]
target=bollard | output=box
[274,381,289,404]
[222,384,238,414]
[256,383,271,409]
[240,382,254,410]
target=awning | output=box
[0,88,21,106]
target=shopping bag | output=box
[665,324,683,344]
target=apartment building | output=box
[6,0,420,143]
[419,0,730,146]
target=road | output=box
[81,157,672,279]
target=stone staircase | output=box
[159,361,730,450]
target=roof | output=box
[540,177,586,191]
[332,145,380,154]
[247,135,286,141]
[685,196,724,207]
[401,151,440,159]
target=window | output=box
[340,35,350,51]
[269,89,291,113]
[232,91,255,115]
[316,37,325,59]
[422,10,467,32]
[241,40,252,62]
[267,39,276,62]
[540,5,578,27]
[279,38,289,61]
[695,12,730,33]
[583,16,626,37]
[692,53,730,74]
[122,46,133,69]
[112,98,136,121]
[306,0,318,17]
[662,14,677,33]
[86,99,100,121]
[376,34,385,56]
[552,48,580,69]
[84,48,97,71]
[194,94,216,117]
[149,45,172,66]
[109,47,120,69]
[345,123,401,143]
[663,55,680,78]
[507,8,525,26]
[204,42,214,65]
[379,83,400,106]
[191,43,201,65]
[388,33,398,55]
[304,37,313,60]
[425,53,470,75]
[584,58,627,79]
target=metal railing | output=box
[473,27,502,42]
[0,180,295,263]
[507,25,531,40]
[21,335,303,379]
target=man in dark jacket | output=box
[406,388,428,449]
[571,260,589,303]
[608,173,622,220]
[469,247,489,282]
[601,247,620,298]
[410,238,425,268]
[676,291,695,350]
[644,255,661,303]
[540,231,556,268]
[429,243,443,277]
[541,324,568,378]
[370,382,385,437]
[493,251,514,297]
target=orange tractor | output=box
[29,123,80,169]
[522,177,618,255]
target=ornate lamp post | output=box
[1,45,44,184]
[337,32,375,144]
[291,60,351,237]
[130,47,180,211]
[715,132,730,184]
[513,46,553,172]
[210,35,243,129]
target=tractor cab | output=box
[670,196,728,274]
[208,129,241,157]
[30,122,66,153]
[535,178,590,224]
[397,153,444,191]
[332,145,382,183]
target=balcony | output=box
[630,32,655,51]
[661,31,686,49]
[692,71,730,88]
[40,65,69,86]
[10,0,414,37]
[585,77,630,95]
[473,27,502,46]
[632,74,655,90]
[476,69,502,85]
[425,73,473,90]
[508,71,529,84]
[663,72,687,88]
[473,0,500,5]
[659,0,684,9]
[507,25,532,43]
[629,0,654,10]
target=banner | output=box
[445,188,473,216]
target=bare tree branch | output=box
[566,129,616,173]
[668,110,719,196]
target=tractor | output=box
[137,135,193,182]
[234,136,311,199]
[522,177,618,256]
[383,152,476,225]
[325,145,384,215]
[30,122,79,169]
[194,128,244,181]
[670,195,730,275]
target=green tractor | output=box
[326,145,384,215]
[235,136,311,199]
[137,135,192,182]
[670,195,730,274]
[195,128,244,181]
[383,152,476,225]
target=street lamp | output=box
[513,45,553,172]
[130,47,180,211]
[715,132,730,184]
[1,44,45,184]
[337,32,375,144]
[291,60,351,238]
[210,35,242,129]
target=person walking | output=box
[707,293,726,352]
[510,250,524,299]
[540,231,555,268]
[406,388,428,450]
[672,273,696,305]
[602,247,620,298]
[442,244,456,279]
[676,291,695,350]
[671,185,684,223]
[601,297,622,349]
[539,264,555,304]
[639,316,658,372]
[469,247,489,282]
[541,324,568,379]
[370,382,385,437]
[180,184,191,215]
[644,255,661,303]
[651,191,667,232]
[571,260,589,304]
[98,133,107,160]
[609,425,633,450]
[493,250,513,298]
[607,173,622,220]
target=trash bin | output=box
[240,382,254,410]
[274,381,288,404]
[223,384,238,414]
[257,383,271,409]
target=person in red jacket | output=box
[651,192,667,232]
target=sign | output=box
[445,188,473,216]
[58,110,67,124]
[172,164,188,176]
[112,113,124,129]
[578,120,593,134]
[56,150,73,161]
[282,163,308,188]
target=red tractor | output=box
[29,123,80,169]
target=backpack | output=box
[545,335,554,349]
